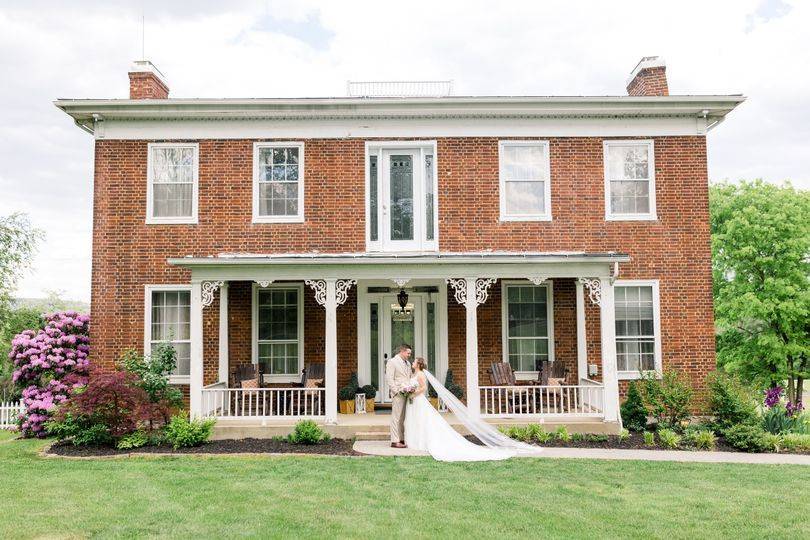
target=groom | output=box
[386,343,412,448]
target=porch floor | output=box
[212,413,621,440]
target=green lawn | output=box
[1,431,808,539]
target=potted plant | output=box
[338,385,356,414]
[445,369,464,400]
[361,384,377,412]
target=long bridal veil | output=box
[424,370,541,455]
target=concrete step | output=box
[354,431,389,441]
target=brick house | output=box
[56,57,743,433]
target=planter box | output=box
[339,400,355,414]
[366,398,375,413]
[429,397,439,409]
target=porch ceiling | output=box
[167,251,630,281]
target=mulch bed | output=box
[466,433,810,454]
[47,438,361,457]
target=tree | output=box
[710,180,809,405]
[0,213,43,312]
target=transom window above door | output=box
[253,142,305,223]
[366,141,438,252]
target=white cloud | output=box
[1,0,807,302]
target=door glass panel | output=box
[370,303,379,393]
[424,154,434,241]
[390,308,415,357]
[369,156,378,242]
[389,155,414,241]
[426,302,436,373]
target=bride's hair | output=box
[414,357,427,371]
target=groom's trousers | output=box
[390,394,407,443]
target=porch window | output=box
[254,285,304,378]
[253,143,305,223]
[499,141,551,221]
[502,282,554,375]
[614,281,661,377]
[147,143,198,224]
[144,286,191,382]
[604,140,656,220]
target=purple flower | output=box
[786,401,804,417]
[764,386,783,408]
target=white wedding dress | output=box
[404,372,539,462]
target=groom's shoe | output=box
[391,442,407,448]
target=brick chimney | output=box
[128,60,169,99]
[626,56,669,96]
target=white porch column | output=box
[598,277,619,423]
[575,280,587,381]
[189,280,204,418]
[447,277,496,417]
[307,279,356,424]
[218,282,229,384]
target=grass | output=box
[1,431,808,539]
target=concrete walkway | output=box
[352,440,810,465]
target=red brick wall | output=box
[626,67,669,96]
[90,136,715,397]
[128,72,169,99]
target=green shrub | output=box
[618,428,630,443]
[163,414,215,450]
[657,428,682,449]
[532,426,552,444]
[444,369,464,400]
[360,384,376,398]
[706,371,759,431]
[338,386,356,401]
[621,381,648,431]
[792,413,810,434]
[348,372,360,393]
[686,429,717,450]
[780,433,810,453]
[571,432,586,442]
[46,414,113,446]
[639,370,693,427]
[288,420,330,445]
[762,405,801,435]
[643,431,655,446]
[506,426,531,442]
[724,424,779,453]
[116,430,149,450]
[119,344,183,425]
[554,426,571,442]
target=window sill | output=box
[605,214,658,222]
[146,218,198,225]
[252,215,305,224]
[169,376,190,385]
[500,214,552,222]
[618,370,661,380]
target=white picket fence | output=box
[0,400,24,429]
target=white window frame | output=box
[501,280,555,381]
[603,139,657,221]
[251,282,305,383]
[498,140,552,221]
[146,142,199,225]
[143,284,192,385]
[365,140,439,253]
[252,142,305,224]
[613,279,662,380]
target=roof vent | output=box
[347,80,453,98]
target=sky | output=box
[0,0,808,303]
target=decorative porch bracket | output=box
[306,279,356,423]
[446,277,495,417]
[201,281,224,308]
[577,277,602,306]
[255,280,274,288]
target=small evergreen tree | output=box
[444,369,464,400]
[621,381,648,431]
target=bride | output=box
[403,357,540,462]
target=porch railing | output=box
[201,386,326,419]
[480,383,604,418]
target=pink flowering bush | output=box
[8,311,90,437]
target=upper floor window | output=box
[253,142,305,223]
[144,285,191,384]
[366,141,438,252]
[499,141,551,221]
[614,280,662,379]
[604,140,656,220]
[147,143,198,224]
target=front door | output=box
[379,294,424,402]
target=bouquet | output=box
[399,381,418,403]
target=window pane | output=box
[505,181,545,215]
[257,146,301,217]
[424,154,435,241]
[389,155,414,241]
[369,155,378,242]
[153,183,192,218]
[256,287,300,375]
[615,285,655,372]
[506,285,549,371]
